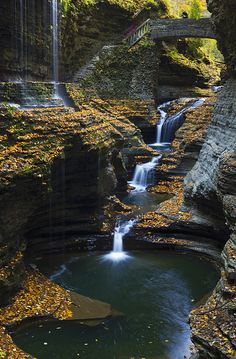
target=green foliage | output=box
[62,0,168,13]
[200,39,224,63]
[184,38,223,65]
[186,38,203,58]
[0,352,7,358]
[60,0,72,13]
[1,102,16,117]
[167,0,206,18]
[189,0,201,19]
[165,42,221,84]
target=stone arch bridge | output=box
[125,18,216,47]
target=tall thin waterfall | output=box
[15,0,25,78]
[23,0,28,80]
[19,0,24,75]
[52,0,59,94]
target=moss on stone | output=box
[164,42,221,85]
[0,84,148,187]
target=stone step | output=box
[73,45,118,82]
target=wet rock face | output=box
[25,142,126,254]
[189,149,236,358]
[0,178,44,306]
[0,138,126,303]
[184,80,236,227]
[207,0,236,76]
[61,2,131,80]
[0,0,51,81]
[0,84,148,303]
[185,3,236,353]
[0,0,130,81]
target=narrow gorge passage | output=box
[1,0,235,358]
[106,98,207,261]
[10,98,220,359]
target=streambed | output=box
[11,97,218,359]
[12,251,219,359]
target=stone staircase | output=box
[73,45,118,83]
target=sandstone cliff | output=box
[0,83,151,305]
[184,1,236,357]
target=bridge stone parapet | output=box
[150,18,216,40]
[124,18,216,48]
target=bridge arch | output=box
[125,18,216,47]
[150,18,216,41]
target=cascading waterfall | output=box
[113,220,135,252]
[154,98,205,145]
[52,0,59,96]
[129,155,162,192]
[105,98,205,262]
[156,100,174,145]
[105,153,161,261]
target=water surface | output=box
[13,251,219,359]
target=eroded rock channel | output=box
[0,0,235,358]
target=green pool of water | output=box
[12,251,219,359]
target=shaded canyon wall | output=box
[185,1,236,357]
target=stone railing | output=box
[124,18,216,48]
[151,18,216,40]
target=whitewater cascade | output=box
[156,100,174,144]
[155,98,205,145]
[113,220,135,252]
[103,219,135,261]
[106,98,205,262]
[129,155,162,192]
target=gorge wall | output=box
[0,0,218,99]
[0,0,52,81]
[0,0,235,357]
[0,86,150,305]
[184,1,236,357]
[0,0,132,81]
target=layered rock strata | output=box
[185,83,236,358]
[184,1,236,356]
[0,84,153,306]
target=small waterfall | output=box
[113,220,135,252]
[129,155,162,192]
[155,98,205,145]
[52,0,59,95]
[103,219,135,262]
[156,101,174,144]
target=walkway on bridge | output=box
[125,18,216,48]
